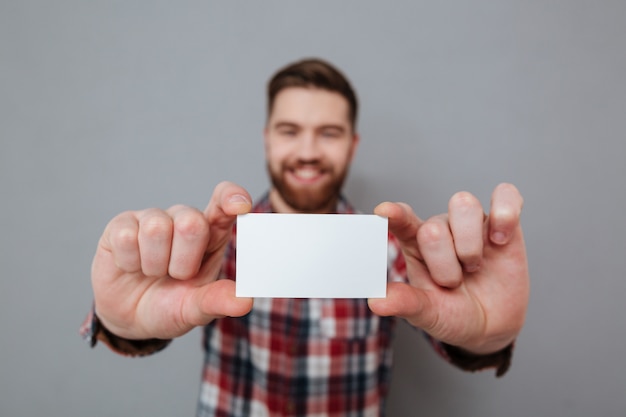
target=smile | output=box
[290,167,324,183]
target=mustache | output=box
[283,160,331,171]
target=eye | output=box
[320,129,341,138]
[277,128,297,137]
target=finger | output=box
[374,202,422,257]
[181,279,254,327]
[137,209,174,277]
[417,215,463,288]
[101,211,141,272]
[166,205,210,280]
[204,181,252,254]
[448,191,485,272]
[488,183,524,245]
[374,202,421,242]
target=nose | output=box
[295,131,321,161]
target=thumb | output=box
[181,280,253,328]
[368,282,437,330]
[203,181,252,255]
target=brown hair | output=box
[267,58,358,129]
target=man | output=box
[82,58,529,416]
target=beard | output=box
[267,161,349,213]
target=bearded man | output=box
[82,58,529,417]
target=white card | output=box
[235,213,388,298]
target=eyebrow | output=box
[318,125,346,133]
[273,122,300,130]
[272,121,347,133]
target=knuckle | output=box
[450,191,480,211]
[493,206,518,224]
[168,204,189,214]
[418,221,447,244]
[496,182,518,193]
[141,215,172,239]
[495,183,524,207]
[175,212,208,238]
[111,227,138,251]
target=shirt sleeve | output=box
[386,234,514,377]
[80,304,171,357]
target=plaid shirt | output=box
[81,194,513,417]
[197,194,406,417]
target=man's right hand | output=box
[91,181,254,341]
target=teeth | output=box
[294,168,319,179]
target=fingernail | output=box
[228,194,250,205]
[491,231,508,245]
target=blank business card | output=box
[235,213,388,298]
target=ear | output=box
[263,126,270,154]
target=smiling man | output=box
[264,63,360,215]
[82,58,529,416]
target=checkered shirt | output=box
[197,194,407,417]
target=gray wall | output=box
[2,1,625,416]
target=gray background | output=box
[1,1,625,416]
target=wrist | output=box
[454,336,517,356]
[441,341,515,377]
[84,307,172,357]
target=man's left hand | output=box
[369,183,529,355]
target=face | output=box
[264,87,359,214]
